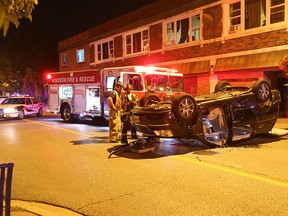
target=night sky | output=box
[0,0,156,72]
[31,0,157,41]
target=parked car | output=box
[0,96,45,120]
[0,96,8,104]
[130,79,281,148]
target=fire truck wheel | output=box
[172,93,196,123]
[62,106,72,122]
[140,93,160,107]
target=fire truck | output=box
[46,66,184,122]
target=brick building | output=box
[57,0,288,116]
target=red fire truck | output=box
[46,66,184,122]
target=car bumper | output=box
[0,112,19,118]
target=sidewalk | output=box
[11,200,82,216]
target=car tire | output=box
[62,106,72,122]
[214,80,231,92]
[36,108,43,117]
[140,93,160,107]
[171,93,196,123]
[252,79,271,103]
[18,109,25,120]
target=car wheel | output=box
[36,108,43,117]
[18,109,25,120]
[214,80,231,92]
[140,93,160,107]
[62,106,72,122]
[252,79,271,103]
[172,94,196,123]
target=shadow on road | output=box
[107,133,288,159]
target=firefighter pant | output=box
[121,113,137,143]
[109,108,121,142]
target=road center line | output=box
[24,119,91,137]
[174,155,288,189]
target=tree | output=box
[0,0,38,36]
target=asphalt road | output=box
[0,113,288,216]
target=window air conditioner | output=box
[229,24,241,33]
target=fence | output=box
[0,163,14,216]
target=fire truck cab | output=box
[46,66,184,122]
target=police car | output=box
[0,96,45,120]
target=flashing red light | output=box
[47,74,52,79]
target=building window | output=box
[61,53,67,66]
[229,2,241,32]
[227,0,286,34]
[164,12,201,47]
[76,49,85,63]
[270,0,285,24]
[245,0,266,29]
[91,39,114,63]
[125,28,149,55]
[191,14,201,41]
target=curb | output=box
[11,200,83,216]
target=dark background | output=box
[0,0,156,72]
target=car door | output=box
[24,98,34,114]
[30,97,41,114]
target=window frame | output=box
[225,0,287,35]
[163,11,202,47]
[60,53,67,66]
[123,28,150,56]
[90,38,114,63]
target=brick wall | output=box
[203,4,223,40]
[150,23,162,51]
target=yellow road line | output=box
[23,119,91,137]
[174,155,288,188]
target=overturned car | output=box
[130,79,281,148]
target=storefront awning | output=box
[165,60,210,74]
[214,49,288,72]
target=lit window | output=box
[164,13,201,47]
[76,49,85,63]
[61,53,67,66]
[125,28,149,55]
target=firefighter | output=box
[107,82,123,143]
[121,84,139,144]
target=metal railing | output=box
[0,163,14,216]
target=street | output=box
[0,113,288,216]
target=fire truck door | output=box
[74,85,86,112]
[48,86,59,111]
